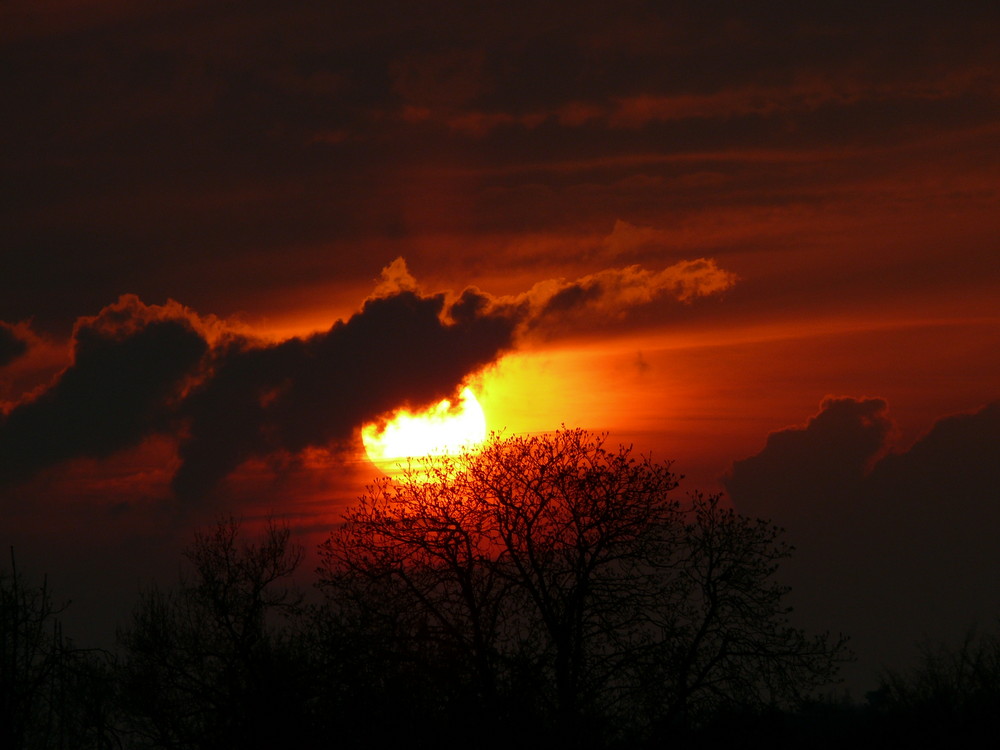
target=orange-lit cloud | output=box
[0,298,208,487]
[386,66,1000,138]
[508,258,737,337]
[2,1,999,683]
[368,256,420,298]
[0,254,737,504]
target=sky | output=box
[2,1,999,691]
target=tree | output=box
[868,625,1000,743]
[117,519,312,749]
[0,550,117,749]
[317,428,848,744]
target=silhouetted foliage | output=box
[0,432,874,747]
[0,550,117,749]
[866,626,1000,743]
[317,428,848,745]
[117,519,313,749]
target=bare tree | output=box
[869,625,1000,743]
[1,549,64,749]
[117,518,308,749]
[633,492,849,738]
[1,549,117,749]
[317,428,848,742]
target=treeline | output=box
[2,430,998,748]
[6,530,998,750]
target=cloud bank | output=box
[0,257,733,502]
[0,301,207,486]
[724,397,1000,682]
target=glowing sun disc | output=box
[362,388,487,470]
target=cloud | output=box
[725,395,895,522]
[369,256,420,298]
[723,397,1000,682]
[0,257,736,502]
[505,259,737,339]
[171,286,518,501]
[375,255,738,342]
[0,297,209,486]
[0,323,29,368]
[601,219,673,259]
[863,401,1000,555]
[392,66,996,139]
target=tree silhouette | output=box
[317,428,848,744]
[117,519,312,749]
[868,626,1000,743]
[1,549,66,749]
[0,550,116,749]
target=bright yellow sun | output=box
[361,387,487,473]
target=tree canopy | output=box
[117,520,310,749]
[317,428,848,744]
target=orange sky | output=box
[2,1,999,685]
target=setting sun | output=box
[361,387,487,471]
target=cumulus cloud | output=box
[369,256,421,299]
[374,255,737,339]
[171,287,518,501]
[500,258,737,338]
[77,293,240,347]
[173,254,736,499]
[725,396,894,523]
[0,273,518,501]
[863,401,1000,562]
[0,297,208,486]
[724,397,1000,682]
[0,256,736,502]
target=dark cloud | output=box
[540,281,605,316]
[0,256,735,502]
[0,323,28,367]
[0,299,208,486]
[172,288,518,501]
[725,396,894,522]
[863,402,1000,609]
[171,255,733,500]
[0,285,517,502]
[724,398,1000,685]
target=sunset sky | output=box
[2,1,999,690]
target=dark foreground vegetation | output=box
[2,430,997,748]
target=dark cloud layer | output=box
[0,288,516,501]
[172,289,517,500]
[724,398,1000,684]
[2,1,997,329]
[0,306,206,485]
[0,257,729,501]
[0,323,28,367]
[725,396,895,522]
[0,5,995,693]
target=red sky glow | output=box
[2,0,998,688]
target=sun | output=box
[361,387,487,472]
